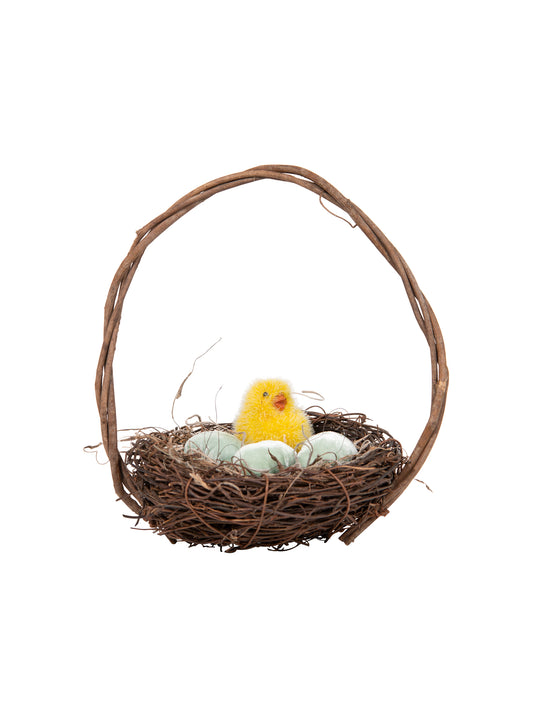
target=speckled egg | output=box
[233,440,297,476]
[184,430,242,463]
[297,431,358,467]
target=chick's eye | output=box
[262,391,269,397]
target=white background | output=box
[2,1,532,708]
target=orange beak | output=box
[272,393,287,411]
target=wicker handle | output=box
[95,166,448,544]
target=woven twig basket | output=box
[95,165,448,550]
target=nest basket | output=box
[95,165,448,551]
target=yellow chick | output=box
[233,378,313,448]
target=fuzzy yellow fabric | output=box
[233,378,313,448]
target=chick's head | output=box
[234,378,313,446]
[242,378,294,418]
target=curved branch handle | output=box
[95,165,449,542]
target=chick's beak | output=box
[272,393,287,411]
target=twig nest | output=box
[124,411,405,550]
[297,431,358,467]
[184,430,242,463]
[233,440,297,476]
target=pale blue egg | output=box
[184,430,242,463]
[297,431,358,467]
[233,440,297,476]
